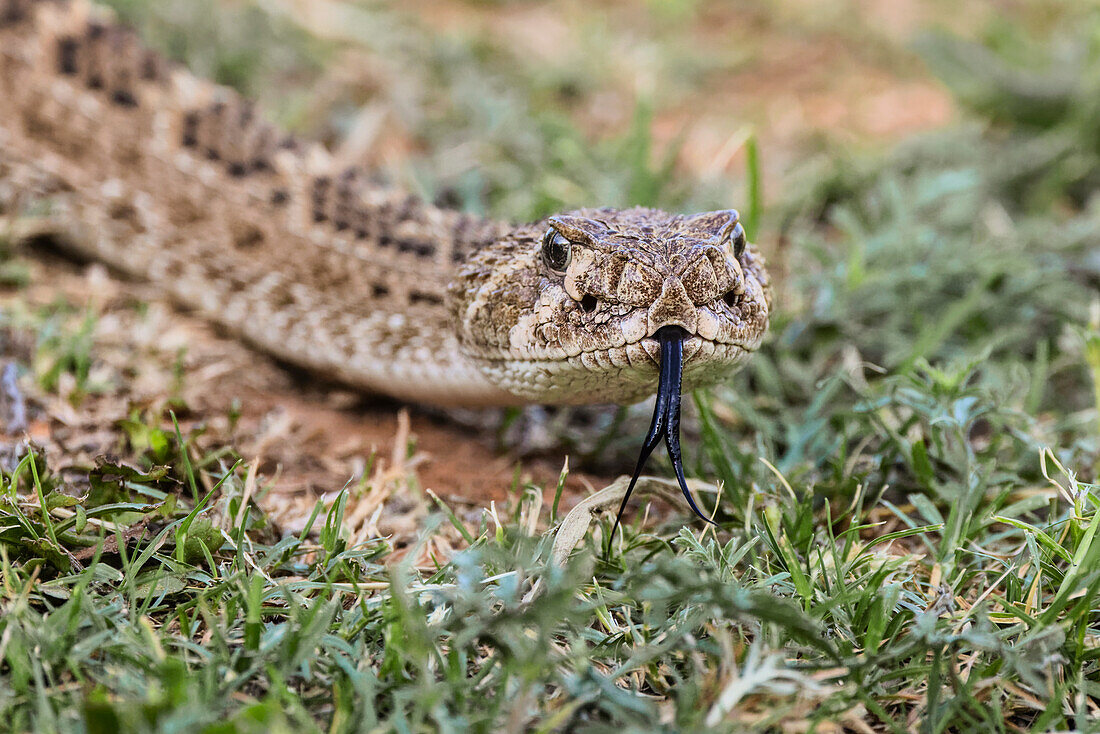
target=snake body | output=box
[0,0,771,413]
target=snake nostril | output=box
[580,294,598,313]
[722,290,738,309]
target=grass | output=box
[4,1,1100,731]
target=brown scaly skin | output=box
[0,0,771,411]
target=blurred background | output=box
[100,0,1054,222]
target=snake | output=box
[0,0,771,528]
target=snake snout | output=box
[646,275,697,337]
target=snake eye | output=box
[541,228,572,273]
[728,222,746,258]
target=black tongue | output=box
[609,326,717,544]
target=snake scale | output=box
[0,0,771,524]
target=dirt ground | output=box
[4,0,982,535]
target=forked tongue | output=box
[609,325,717,543]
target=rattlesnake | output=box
[0,0,771,524]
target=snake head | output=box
[450,206,771,405]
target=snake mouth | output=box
[641,332,698,364]
[639,331,717,367]
[470,319,763,406]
